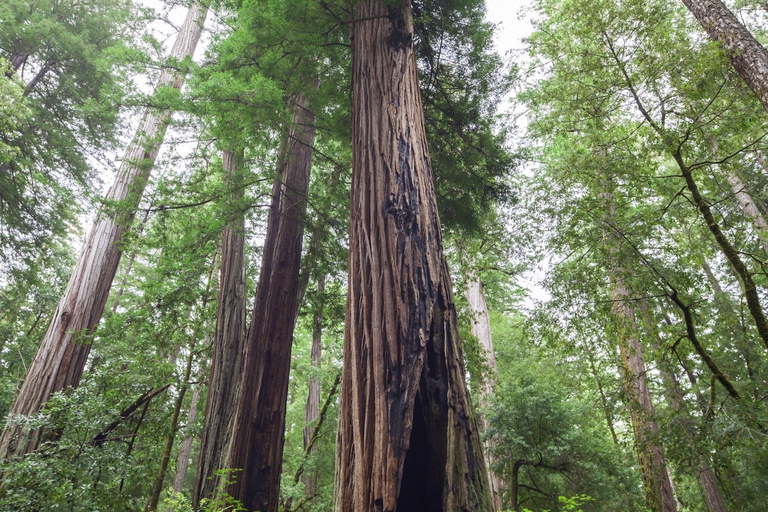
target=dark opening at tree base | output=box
[396,391,445,512]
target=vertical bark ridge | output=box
[334,1,492,510]
[193,148,248,507]
[225,90,317,512]
[680,0,768,114]
[302,274,325,496]
[0,1,208,460]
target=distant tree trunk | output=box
[334,1,493,510]
[0,1,207,461]
[146,342,196,512]
[466,271,504,511]
[602,184,677,512]
[638,299,728,512]
[173,373,201,492]
[147,253,216,512]
[302,274,325,497]
[225,90,317,512]
[193,148,248,507]
[588,353,620,447]
[726,170,768,254]
[680,0,768,114]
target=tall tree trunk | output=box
[602,185,677,512]
[334,2,493,510]
[638,300,728,512]
[225,91,317,512]
[726,170,768,254]
[193,148,248,507]
[680,0,768,114]
[302,273,325,497]
[465,271,504,511]
[173,373,201,493]
[0,2,208,460]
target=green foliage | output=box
[0,0,148,275]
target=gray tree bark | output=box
[0,1,208,460]
[726,170,768,254]
[680,0,768,114]
[465,271,504,511]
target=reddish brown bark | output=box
[193,148,248,507]
[334,2,493,510]
[680,0,768,114]
[225,92,317,512]
[0,2,208,460]
[302,274,325,496]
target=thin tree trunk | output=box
[302,274,325,497]
[146,342,196,512]
[588,353,620,447]
[726,170,768,254]
[0,2,208,460]
[680,0,768,115]
[672,151,768,352]
[147,252,216,512]
[225,90,317,512]
[466,271,504,511]
[334,2,493,510]
[173,374,201,492]
[193,148,248,507]
[638,299,728,512]
[602,184,677,512]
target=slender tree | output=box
[0,1,208,460]
[334,1,493,510]
[465,269,504,511]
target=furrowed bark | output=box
[602,184,677,512]
[334,2,493,510]
[680,0,768,114]
[0,2,208,460]
[302,274,325,497]
[193,148,248,507]
[225,91,317,512]
[465,271,504,511]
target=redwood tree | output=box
[193,148,248,507]
[0,2,208,460]
[225,91,317,512]
[680,0,768,114]
[334,1,493,510]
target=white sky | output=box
[485,0,534,55]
